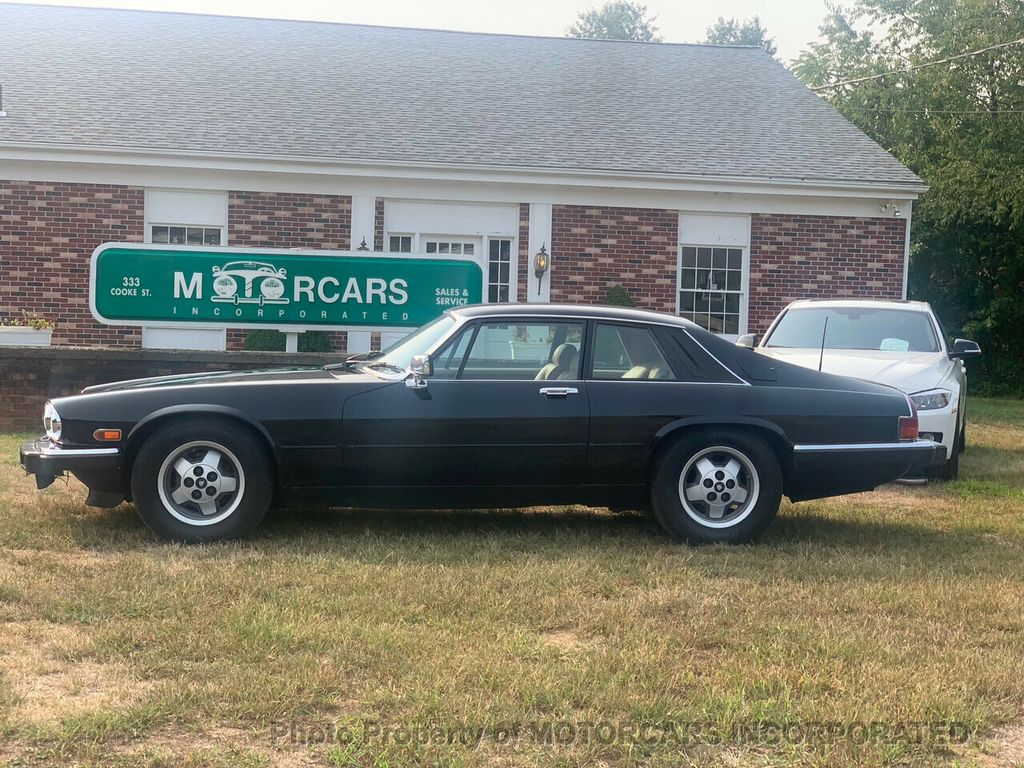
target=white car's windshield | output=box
[765,307,940,353]
[366,315,457,372]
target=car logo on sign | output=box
[211,261,290,306]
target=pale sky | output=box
[4,0,830,62]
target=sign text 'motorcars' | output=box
[90,244,485,330]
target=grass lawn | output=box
[1,397,1023,767]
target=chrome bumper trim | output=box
[793,440,938,453]
[33,444,120,458]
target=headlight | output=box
[43,401,62,442]
[910,389,951,410]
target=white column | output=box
[347,195,376,353]
[901,201,913,300]
[527,203,553,303]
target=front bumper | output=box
[787,439,946,501]
[917,408,957,460]
[20,439,125,506]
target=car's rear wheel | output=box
[131,420,273,542]
[651,431,782,544]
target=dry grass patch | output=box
[108,723,324,767]
[0,619,154,726]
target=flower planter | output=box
[0,327,53,346]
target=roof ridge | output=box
[0,1,767,50]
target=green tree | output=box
[567,1,661,42]
[704,16,777,57]
[793,1,1024,394]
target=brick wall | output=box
[226,190,353,351]
[0,347,342,431]
[747,213,906,333]
[549,205,678,311]
[0,180,144,347]
[517,203,530,302]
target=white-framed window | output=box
[678,245,745,336]
[487,238,513,303]
[385,232,513,303]
[150,224,223,246]
[388,234,413,253]
[425,238,476,256]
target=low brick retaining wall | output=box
[0,346,345,431]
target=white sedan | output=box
[742,299,981,479]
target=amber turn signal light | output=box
[93,429,122,442]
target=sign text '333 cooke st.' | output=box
[90,244,484,330]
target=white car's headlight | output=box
[911,389,951,410]
[43,401,62,442]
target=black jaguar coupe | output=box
[21,304,943,543]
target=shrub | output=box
[244,330,333,353]
[604,285,635,307]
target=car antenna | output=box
[817,315,829,373]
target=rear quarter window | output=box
[653,327,742,383]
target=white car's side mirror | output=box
[949,339,981,359]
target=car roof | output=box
[448,303,697,328]
[784,298,932,312]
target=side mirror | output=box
[735,333,758,349]
[410,354,432,376]
[406,354,432,389]
[949,339,981,359]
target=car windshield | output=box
[764,307,940,353]
[365,315,457,372]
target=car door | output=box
[342,318,590,487]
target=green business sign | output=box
[90,243,484,330]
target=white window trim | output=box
[145,223,227,247]
[384,229,518,304]
[484,235,515,304]
[142,189,229,350]
[676,243,751,340]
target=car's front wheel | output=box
[651,431,782,544]
[131,420,273,542]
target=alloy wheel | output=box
[156,440,246,526]
[677,445,760,529]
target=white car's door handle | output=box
[539,387,579,398]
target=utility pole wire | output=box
[810,37,1024,91]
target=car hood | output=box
[82,366,369,393]
[756,348,952,393]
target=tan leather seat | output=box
[621,365,649,379]
[647,367,669,380]
[535,343,578,381]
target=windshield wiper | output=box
[323,350,382,371]
[365,361,406,373]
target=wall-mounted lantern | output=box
[534,243,549,296]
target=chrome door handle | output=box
[539,387,579,398]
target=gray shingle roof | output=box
[0,3,923,187]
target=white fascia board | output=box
[0,141,927,201]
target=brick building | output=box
[0,4,924,352]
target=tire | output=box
[650,430,782,544]
[938,425,962,481]
[130,419,273,543]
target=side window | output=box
[591,323,675,380]
[431,325,474,379]
[459,321,583,380]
